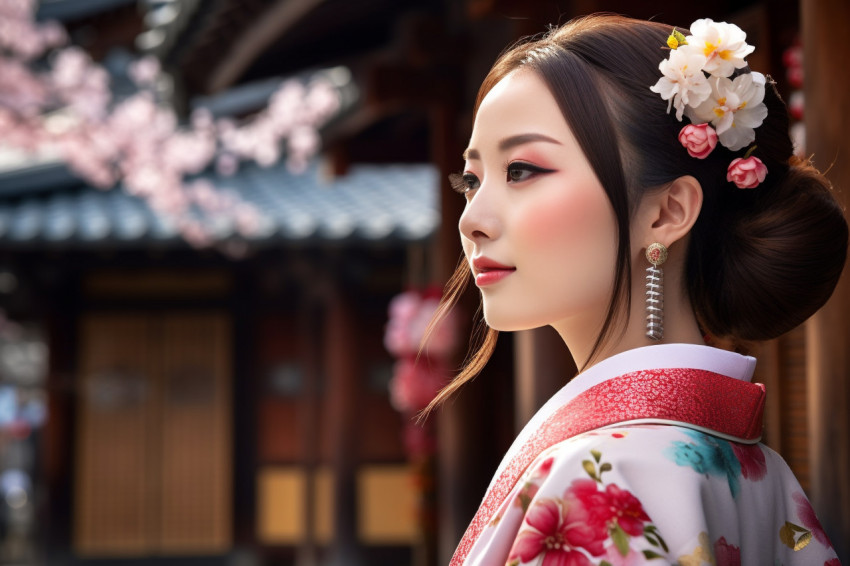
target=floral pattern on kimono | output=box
[466,425,839,566]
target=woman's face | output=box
[458,69,619,334]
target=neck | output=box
[551,258,705,372]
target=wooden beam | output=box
[803,0,850,561]
[205,0,327,93]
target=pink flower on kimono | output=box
[565,479,611,536]
[793,492,833,548]
[713,536,741,566]
[565,479,650,538]
[731,443,767,481]
[604,484,652,537]
[508,498,603,565]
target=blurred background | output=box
[0,0,847,565]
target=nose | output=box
[458,187,500,244]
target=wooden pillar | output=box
[323,284,362,566]
[514,327,576,432]
[802,0,850,560]
[296,300,322,566]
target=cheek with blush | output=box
[516,179,611,255]
[511,175,618,321]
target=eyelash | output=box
[449,162,555,195]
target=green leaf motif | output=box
[600,462,613,473]
[600,562,613,566]
[643,550,665,559]
[646,535,659,548]
[582,460,598,481]
[644,525,669,552]
[518,492,531,512]
[591,449,602,463]
[611,523,630,556]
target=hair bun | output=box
[692,158,848,341]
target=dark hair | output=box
[426,14,848,410]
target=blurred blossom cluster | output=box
[0,0,341,248]
[384,289,458,457]
[384,290,456,411]
[782,40,805,158]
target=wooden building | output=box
[1,0,845,564]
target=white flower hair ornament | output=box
[650,19,768,189]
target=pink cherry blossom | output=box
[678,123,718,159]
[388,358,447,413]
[0,1,340,249]
[727,156,767,188]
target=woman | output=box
[435,14,846,566]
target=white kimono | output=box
[452,344,840,566]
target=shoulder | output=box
[504,424,838,565]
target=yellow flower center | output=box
[718,49,733,60]
[717,97,727,106]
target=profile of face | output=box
[458,69,619,335]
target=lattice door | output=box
[74,313,231,556]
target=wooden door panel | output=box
[74,312,232,556]
[75,315,153,555]
[159,314,231,553]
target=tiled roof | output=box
[0,161,439,248]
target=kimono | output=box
[452,344,840,566]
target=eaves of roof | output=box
[0,160,439,250]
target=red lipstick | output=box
[472,256,516,287]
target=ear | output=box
[633,175,703,251]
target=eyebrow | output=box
[463,133,562,160]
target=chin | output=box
[482,307,541,332]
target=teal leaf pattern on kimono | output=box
[664,430,742,497]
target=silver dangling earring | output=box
[645,243,668,341]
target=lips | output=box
[472,256,516,287]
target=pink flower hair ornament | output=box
[678,123,718,158]
[727,146,768,189]
[653,19,769,189]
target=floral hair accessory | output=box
[727,147,768,189]
[650,18,769,187]
[678,123,718,159]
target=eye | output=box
[449,172,481,194]
[505,161,555,183]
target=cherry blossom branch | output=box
[0,0,341,249]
